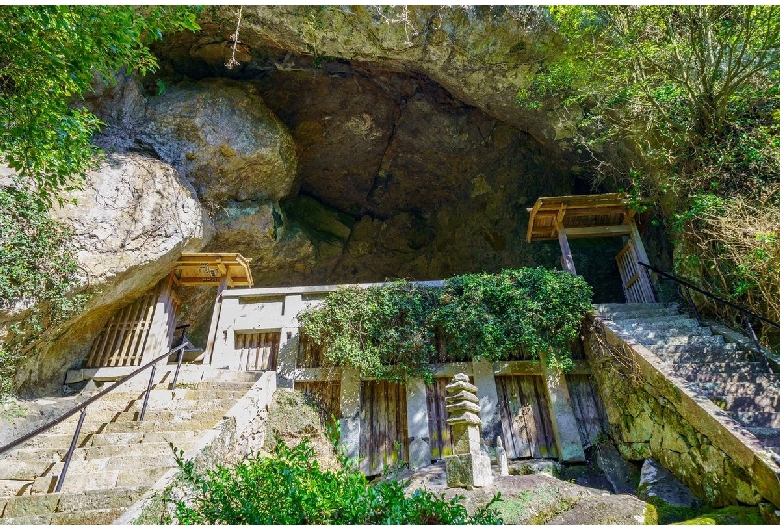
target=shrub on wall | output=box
[297,268,593,381]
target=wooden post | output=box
[205,275,229,365]
[539,352,586,463]
[557,222,577,275]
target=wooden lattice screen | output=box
[234,331,280,371]
[616,238,657,303]
[84,276,180,368]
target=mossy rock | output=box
[644,501,765,525]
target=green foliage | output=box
[167,438,502,525]
[298,268,593,381]
[0,187,88,398]
[437,268,593,371]
[298,281,440,382]
[0,188,81,311]
[0,5,199,202]
[520,6,780,339]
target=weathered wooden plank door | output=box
[297,334,326,368]
[359,380,408,476]
[566,374,608,449]
[495,375,558,459]
[294,381,341,426]
[426,377,457,460]
[234,331,280,371]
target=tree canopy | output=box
[0,6,199,202]
[520,6,780,188]
[519,6,780,335]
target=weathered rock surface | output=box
[160,6,574,154]
[595,441,639,495]
[638,457,702,508]
[138,78,298,205]
[14,154,209,394]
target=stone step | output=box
[29,401,228,438]
[656,342,739,355]
[90,429,205,448]
[609,315,699,329]
[0,486,143,519]
[672,361,766,377]
[713,394,779,413]
[745,427,780,447]
[682,372,780,386]
[46,465,175,494]
[0,460,55,482]
[112,409,225,424]
[153,381,255,392]
[627,328,712,342]
[6,441,179,465]
[0,480,32,497]
[46,450,178,476]
[692,381,780,398]
[53,507,127,525]
[667,355,735,368]
[100,417,222,435]
[113,388,249,402]
[595,303,677,318]
[0,508,126,525]
[732,412,780,429]
[638,334,725,348]
[124,397,239,413]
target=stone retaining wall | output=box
[584,314,780,509]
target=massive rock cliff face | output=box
[13,6,629,393]
[10,154,209,394]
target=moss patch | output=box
[672,505,765,525]
[644,500,765,525]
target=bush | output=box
[0,188,87,399]
[167,438,502,525]
[297,268,593,381]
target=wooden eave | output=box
[173,252,254,288]
[526,193,638,243]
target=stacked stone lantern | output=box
[443,373,493,488]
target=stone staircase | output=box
[0,369,260,524]
[596,303,780,457]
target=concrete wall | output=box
[207,281,590,468]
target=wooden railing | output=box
[0,326,192,492]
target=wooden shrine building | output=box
[81,253,253,373]
[526,193,656,303]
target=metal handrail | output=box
[638,261,779,373]
[0,326,193,490]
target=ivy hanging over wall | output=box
[297,268,593,382]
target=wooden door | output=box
[426,377,468,460]
[566,374,608,449]
[495,375,558,459]
[359,380,408,476]
[294,380,341,426]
